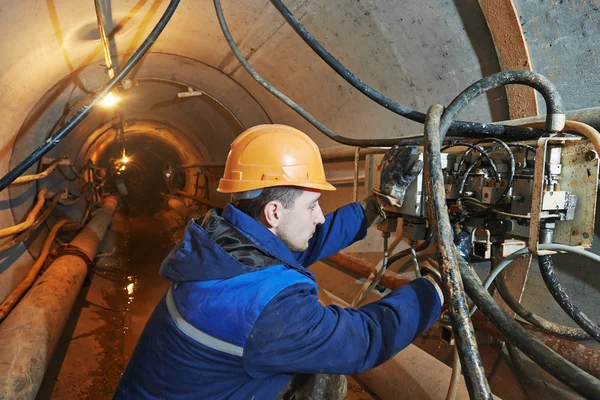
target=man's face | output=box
[277,190,325,252]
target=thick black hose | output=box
[459,255,600,399]
[538,255,600,342]
[0,0,181,192]
[439,70,565,142]
[424,104,492,399]
[495,271,590,340]
[506,343,544,399]
[268,0,549,141]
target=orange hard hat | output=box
[217,124,336,193]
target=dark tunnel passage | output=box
[37,135,193,398]
[98,135,185,216]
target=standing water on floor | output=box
[37,202,184,399]
[121,212,173,357]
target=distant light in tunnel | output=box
[127,283,134,295]
[120,165,126,171]
[99,92,120,107]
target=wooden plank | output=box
[478,0,538,119]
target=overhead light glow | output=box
[122,155,129,164]
[99,92,120,107]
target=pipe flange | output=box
[45,244,95,272]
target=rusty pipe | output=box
[326,252,412,290]
[174,189,219,209]
[0,196,118,399]
[0,219,71,322]
[474,318,600,380]
[179,147,392,170]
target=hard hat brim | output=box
[217,179,336,193]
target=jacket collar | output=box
[222,203,312,277]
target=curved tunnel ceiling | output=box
[0,0,598,228]
[0,0,598,362]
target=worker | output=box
[114,124,444,399]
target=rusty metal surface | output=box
[475,318,600,380]
[528,137,583,253]
[552,140,599,247]
[174,189,219,209]
[478,0,537,119]
[326,252,412,290]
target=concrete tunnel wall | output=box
[0,0,599,365]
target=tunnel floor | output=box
[36,207,176,399]
[36,206,375,400]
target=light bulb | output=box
[99,92,120,107]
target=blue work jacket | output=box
[114,202,441,399]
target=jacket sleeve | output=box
[295,202,367,267]
[242,278,441,377]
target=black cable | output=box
[538,254,600,342]
[268,0,549,141]
[56,164,80,182]
[454,139,513,181]
[0,0,181,191]
[215,0,412,147]
[441,142,500,182]
[439,70,564,142]
[458,138,515,218]
[458,162,485,196]
[424,104,492,399]
[506,343,541,400]
[218,1,546,147]
[495,271,590,340]
[510,143,536,166]
[459,253,600,399]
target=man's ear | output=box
[262,200,282,228]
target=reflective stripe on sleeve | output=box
[166,285,244,357]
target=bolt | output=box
[585,150,597,161]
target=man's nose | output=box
[315,209,325,225]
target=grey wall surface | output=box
[515,0,600,113]
[0,0,598,356]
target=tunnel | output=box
[0,1,600,399]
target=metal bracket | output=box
[529,136,598,253]
[45,244,95,272]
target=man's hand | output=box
[375,145,423,208]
